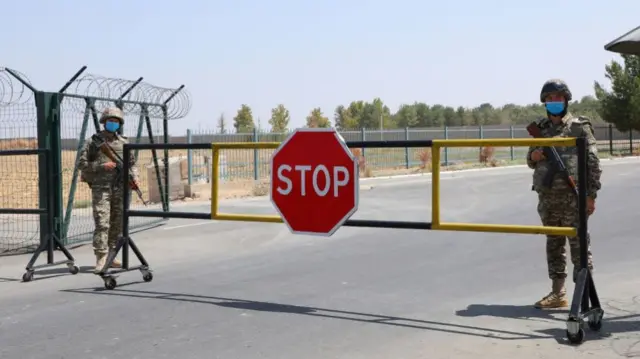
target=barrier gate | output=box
[98,136,601,345]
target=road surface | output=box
[1,159,640,359]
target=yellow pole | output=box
[210,145,220,218]
[431,144,440,227]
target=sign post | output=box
[270,128,359,236]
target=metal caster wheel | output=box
[566,328,585,345]
[68,265,80,275]
[22,271,34,282]
[588,318,602,331]
[104,277,117,290]
[587,309,604,331]
[142,271,153,283]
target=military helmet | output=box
[99,107,125,124]
[540,79,572,103]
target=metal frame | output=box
[2,66,183,257]
[101,135,600,345]
[97,143,212,288]
[0,149,78,281]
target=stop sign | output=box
[270,128,359,236]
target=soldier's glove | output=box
[587,197,595,215]
[103,162,117,170]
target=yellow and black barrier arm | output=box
[429,137,578,237]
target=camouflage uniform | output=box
[77,107,140,272]
[526,79,602,309]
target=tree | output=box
[306,107,331,128]
[269,104,290,132]
[594,54,640,132]
[225,86,613,133]
[233,104,255,133]
[217,113,227,134]
[334,105,359,130]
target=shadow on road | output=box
[457,303,640,347]
[0,265,95,282]
[456,304,565,322]
[61,287,553,341]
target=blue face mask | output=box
[545,101,565,115]
[105,121,120,132]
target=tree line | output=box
[219,55,639,134]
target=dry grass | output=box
[479,146,498,167]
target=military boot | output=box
[111,257,122,268]
[534,278,569,309]
[108,247,122,268]
[94,253,107,274]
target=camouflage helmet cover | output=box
[99,107,125,124]
[540,79,572,103]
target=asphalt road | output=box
[1,159,640,359]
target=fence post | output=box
[509,125,515,161]
[35,91,64,245]
[187,129,193,185]
[360,128,366,158]
[608,124,613,155]
[478,125,484,158]
[404,127,409,169]
[629,129,633,156]
[443,126,449,165]
[253,128,259,180]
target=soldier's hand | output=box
[587,197,595,215]
[103,162,117,170]
[531,149,546,162]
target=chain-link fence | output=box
[169,124,639,184]
[0,68,40,254]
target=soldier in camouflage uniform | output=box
[526,79,602,309]
[77,107,140,273]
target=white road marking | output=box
[162,221,219,230]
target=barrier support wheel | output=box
[588,312,603,331]
[566,318,585,345]
[566,328,585,344]
[22,271,34,282]
[68,264,80,275]
[142,270,153,283]
[103,277,117,290]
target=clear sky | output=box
[3,0,639,135]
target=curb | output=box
[165,155,640,206]
[358,155,640,183]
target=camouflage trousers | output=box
[91,184,126,255]
[537,191,594,281]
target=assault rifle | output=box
[92,134,148,206]
[526,120,578,196]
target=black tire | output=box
[566,328,585,345]
[104,278,117,290]
[22,271,33,282]
[142,272,153,283]
[69,265,80,275]
[588,319,602,331]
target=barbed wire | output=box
[0,68,191,120]
[0,68,34,106]
[67,74,191,120]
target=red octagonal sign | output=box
[270,128,359,236]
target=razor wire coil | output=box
[0,68,34,106]
[0,68,191,120]
[68,74,191,119]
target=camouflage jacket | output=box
[526,112,602,199]
[77,131,140,188]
